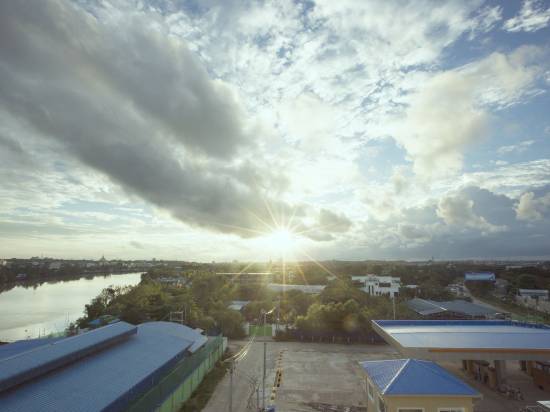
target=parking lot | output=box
[204,340,550,412]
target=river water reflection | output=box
[0,272,142,342]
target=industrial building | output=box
[372,319,550,389]
[0,321,224,412]
[361,358,480,412]
[406,298,506,319]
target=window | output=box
[378,396,386,412]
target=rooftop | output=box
[361,358,479,397]
[464,272,495,281]
[406,298,501,317]
[372,320,550,361]
[0,321,207,412]
[267,283,326,294]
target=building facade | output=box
[352,275,401,297]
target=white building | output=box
[351,275,401,297]
[48,261,62,270]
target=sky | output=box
[0,0,550,262]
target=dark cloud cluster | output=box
[348,185,550,260]
[0,0,350,240]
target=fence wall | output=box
[126,335,224,412]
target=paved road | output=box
[203,340,278,412]
[463,286,510,314]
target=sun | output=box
[264,228,296,254]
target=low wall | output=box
[127,335,224,412]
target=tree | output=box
[518,274,538,290]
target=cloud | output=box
[497,140,535,155]
[516,191,550,221]
[130,241,145,250]
[394,46,544,179]
[503,0,550,32]
[0,0,333,239]
[318,209,352,232]
[436,190,506,233]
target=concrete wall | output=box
[156,338,224,412]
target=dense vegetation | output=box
[67,259,550,339]
[76,268,419,341]
[76,272,246,338]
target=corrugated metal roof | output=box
[138,321,207,353]
[360,359,479,396]
[406,298,447,315]
[0,322,137,393]
[406,298,500,317]
[0,338,62,361]
[464,272,495,281]
[373,320,550,350]
[0,321,206,412]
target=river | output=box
[0,272,142,342]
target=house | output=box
[352,275,401,297]
[464,272,495,282]
[361,358,480,412]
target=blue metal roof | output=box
[373,320,550,350]
[0,322,137,392]
[464,272,495,281]
[143,321,207,352]
[0,338,62,361]
[0,321,206,412]
[360,359,479,396]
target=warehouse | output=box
[0,321,224,412]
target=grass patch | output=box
[179,351,232,412]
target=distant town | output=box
[3,257,550,411]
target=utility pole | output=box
[262,342,267,411]
[261,307,275,412]
[229,360,234,412]
[392,295,396,320]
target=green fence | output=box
[127,336,224,412]
[249,324,273,337]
